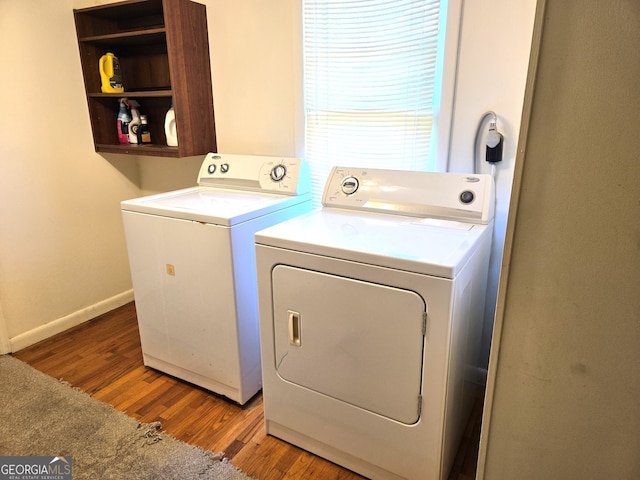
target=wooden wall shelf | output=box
[74,0,217,158]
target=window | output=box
[303,0,460,203]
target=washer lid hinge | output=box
[422,312,428,335]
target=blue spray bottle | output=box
[117,98,131,144]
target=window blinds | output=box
[303,0,443,203]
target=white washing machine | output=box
[255,167,495,479]
[121,153,311,405]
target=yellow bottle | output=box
[99,52,124,93]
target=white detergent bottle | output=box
[164,102,178,147]
[128,100,141,144]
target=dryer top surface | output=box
[255,208,492,278]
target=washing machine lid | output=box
[121,186,311,226]
[255,208,491,278]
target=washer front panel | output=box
[122,212,240,388]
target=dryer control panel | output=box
[197,153,311,195]
[322,167,495,224]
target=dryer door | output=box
[272,265,426,424]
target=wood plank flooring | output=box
[12,302,482,480]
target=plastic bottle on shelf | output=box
[128,100,141,144]
[139,115,152,144]
[99,52,124,93]
[116,98,131,144]
[164,102,178,147]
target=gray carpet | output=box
[0,355,255,480]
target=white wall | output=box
[478,1,640,477]
[449,0,537,368]
[0,0,141,351]
[0,0,536,361]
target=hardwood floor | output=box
[12,302,482,480]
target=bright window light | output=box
[303,0,453,204]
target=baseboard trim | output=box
[10,290,134,353]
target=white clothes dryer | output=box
[255,167,495,479]
[121,153,311,404]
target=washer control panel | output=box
[322,167,495,224]
[197,153,310,195]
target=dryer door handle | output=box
[288,310,302,347]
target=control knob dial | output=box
[270,164,287,182]
[340,176,359,195]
